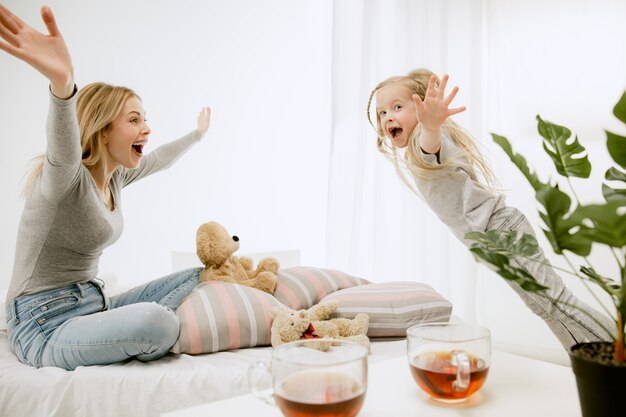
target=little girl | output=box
[367,68,613,349]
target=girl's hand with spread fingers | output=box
[412,74,466,132]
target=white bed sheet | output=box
[0,330,406,417]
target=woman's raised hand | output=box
[196,107,212,137]
[0,5,74,98]
[412,74,465,131]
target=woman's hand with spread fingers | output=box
[0,5,74,98]
[196,107,212,137]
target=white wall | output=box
[0,0,332,289]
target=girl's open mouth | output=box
[389,127,402,138]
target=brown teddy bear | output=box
[196,221,279,294]
[270,301,371,352]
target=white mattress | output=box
[0,330,406,417]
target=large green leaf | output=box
[535,187,592,256]
[579,266,620,298]
[574,202,626,248]
[465,230,539,257]
[607,91,626,169]
[602,184,626,204]
[607,130,626,170]
[603,167,626,204]
[491,133,547,191]
[469,247,549,292]
[536,116,591,179]
[613,91,626,124]
[606,167,626,182]
[466,230,548,292]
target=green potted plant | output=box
[466,91,626,417]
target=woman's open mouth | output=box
[131,143,144,155]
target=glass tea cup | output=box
[248,338,368,417]
[406,322,491,403]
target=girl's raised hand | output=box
[196,107,211,137]
[0,5,74,98]
[412,74,465,131]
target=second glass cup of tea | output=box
[406,322,491,403]
[248,338,368,417]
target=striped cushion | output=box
[171,281,283,354]
[171,277,452,354]
[320,282,453,337]
[273,267,370,310]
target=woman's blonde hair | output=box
[22,82,138,197]
[366,68,496,194]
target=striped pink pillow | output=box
[171,276,451,354]
[320,282,453,337]
[171,281,283,354]
[273,267,370,310]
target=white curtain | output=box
[325,0,487,322]
[325,0,626,341]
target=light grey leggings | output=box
[483,206,614,349]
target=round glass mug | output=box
[406,322,491,402]
[248,338,369,417]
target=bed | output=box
[0,251,453,417]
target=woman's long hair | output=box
[366,68,496,194]
[22,82,138,198]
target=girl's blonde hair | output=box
[366,68,496,194]
[22,82,138,197]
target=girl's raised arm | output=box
[412,74,465,154]
[0,5,74,98]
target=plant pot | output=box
[569,342,626,417]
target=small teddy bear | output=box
[196,221,279,294]
[270,301,371,352]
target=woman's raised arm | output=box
[0,5,74,98]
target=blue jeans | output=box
[5,267,201,370]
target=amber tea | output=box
[410,351,489,401]
[248,339,368,417]
[275,370,365,417]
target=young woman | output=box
[1,5,210,370]
[367,68,614,349]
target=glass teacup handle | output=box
[450,350,470,392]
[247,360,276,406]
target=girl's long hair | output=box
[366,68,496,194]
[22,82,138,198]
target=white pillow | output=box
[320,281,453,337]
